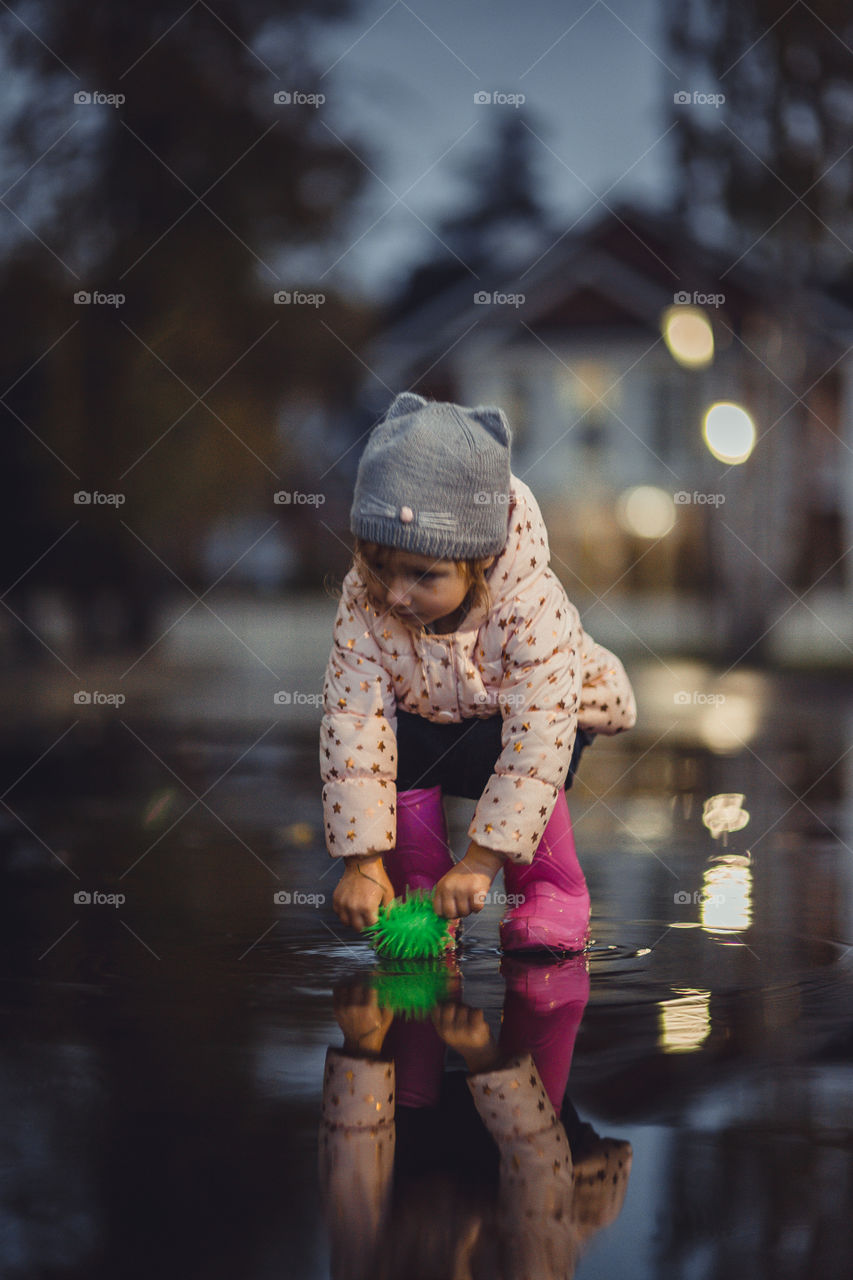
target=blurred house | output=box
[367,206,853,662]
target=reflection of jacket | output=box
[468,1050,577,1279]
[319,1048,632,1280]
[320,476,636,864]
[319,1049,396,1280]
[469,1053,632,1279]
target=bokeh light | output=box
[661,305,715,368]
[697,693,760,752]
[702,401,757,463]
[616,485,677,539]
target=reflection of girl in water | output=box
[319,959,632,1280]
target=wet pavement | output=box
[2,640,853,1278]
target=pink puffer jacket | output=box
[320,477,636,864]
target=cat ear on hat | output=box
[384,392,429,421]
[470,405,512,446]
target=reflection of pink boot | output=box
[500,791,590,953]
[383,786,453,895]
[383,1017,447,1109]
[499,954,590,1109]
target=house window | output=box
[555,359,622,452]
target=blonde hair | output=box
[352,537,493,630]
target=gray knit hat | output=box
[350,392,512,559]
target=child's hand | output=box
[333,978,394,1055]
[431,1002,500,1074]
[432,842,504,919]
[332,853,395,931]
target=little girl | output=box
[321,392,636,951]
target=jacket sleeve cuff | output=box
[322,1048,395,1128]
[322,778,397,857]
[468,774,559,864]
[467,1052,567,1149]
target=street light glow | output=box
[616,485,677,539]
[702,401,756,463]
[662,306,714,368]
[701,854,753,937]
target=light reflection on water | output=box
[658,988,712,1054]
[700,853,753,936]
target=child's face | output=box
[366,547,473,630]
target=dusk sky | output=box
[298,0,675,298]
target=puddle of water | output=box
[2,698,853,1278]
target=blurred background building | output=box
[2,0,852,673]
[370,200,853,662]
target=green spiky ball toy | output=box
[363,889,452,959]
[370,961,453,1020]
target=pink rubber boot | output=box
[499,791,591,953]
[382,785,453,896]
[499,954,590,1109]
